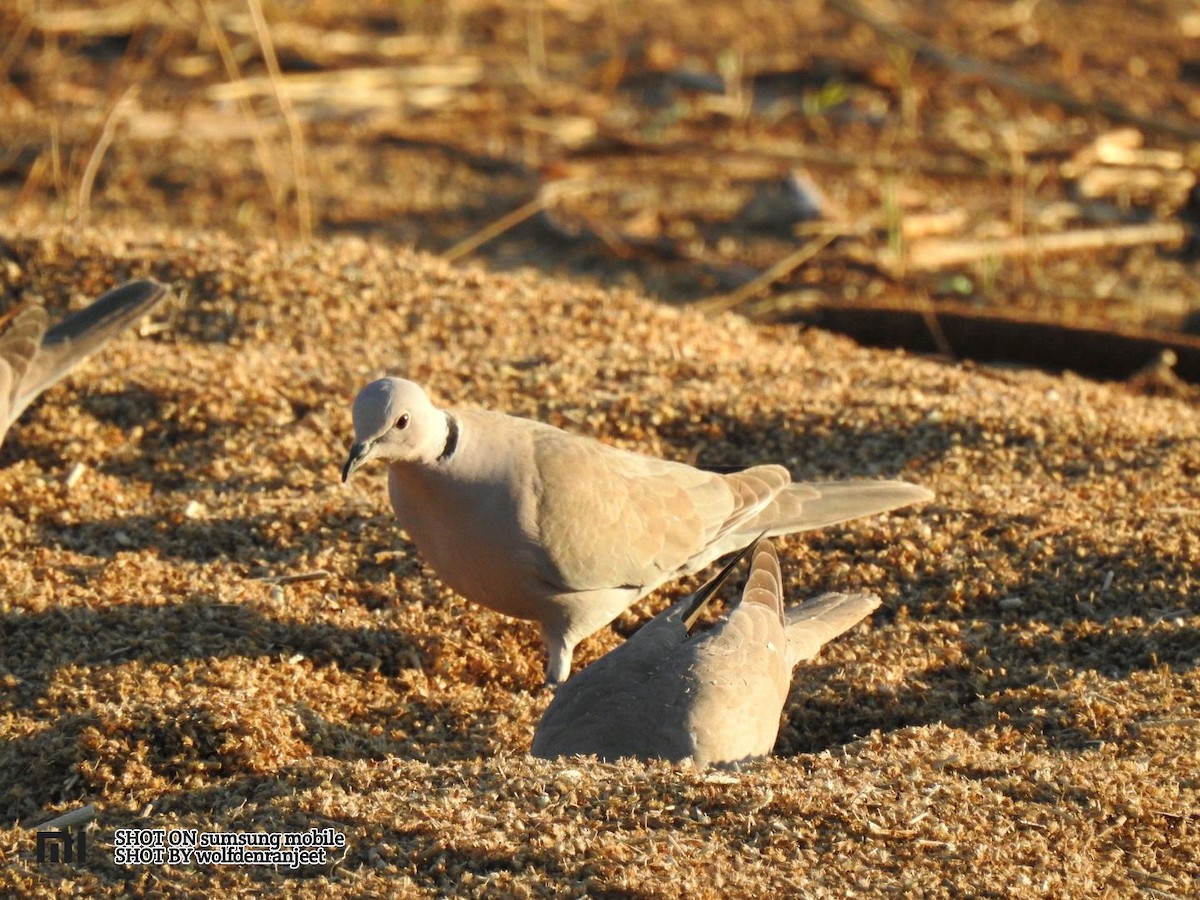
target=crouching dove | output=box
[0,279,167,449]
[531,539,880,766]
[341,377,930,684]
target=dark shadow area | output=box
[123,770,331,823]
[785,302,1200,384]
[0,598,425,713]
[29,490,385,572]
[36,513,293,564]
[327,813,645,899]
[0,588,532,825]
[75,386,168,434]
[4,385,251,492]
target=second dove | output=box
[342,377,932,684]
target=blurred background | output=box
[3,0,1200,381]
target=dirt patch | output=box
[0,225,1196,897]
[4,0,1200,347]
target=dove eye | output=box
[394,413,410,430]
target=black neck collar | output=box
[437,412,460,463]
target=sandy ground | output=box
[2,0,1200,894]
[0,224,1196,897]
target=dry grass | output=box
[0,224,1196,897]
[5,0,1200,331]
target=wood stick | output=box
[902,222,1185,271]
[695,230,841,316]
[35,805,98,831]
[781,301,1200,383]
[253,570,330,586]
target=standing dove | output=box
[531,539,880,766]
[341,376,930,684]
[0,279,167,449]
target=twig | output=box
[442,195,549,262]
[76,85,138,228]
[196,0,284,226]
[902,222,1185,271]
[827,0,1200,142]
[253,570,330,586]
[34,804,98,831]
[244,0,313,241]
[443,181,587,263]
[695,229,841,316]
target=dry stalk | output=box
[244,0,314,241]
[443,196,548,263]
[902,221,1186,271]
[695,229,841,316]
[196,0,286,226]
[76,85,138,228]
[443,181,587,263]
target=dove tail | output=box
[739,540,784,620]
[682,537,760,632]
[11,279,168,419]
[1,307,51,435]
[41,279,167,355]
[784,591,881,663]
[759,480,933,535]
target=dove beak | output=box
[342,441,373,482]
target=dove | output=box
[531,539,880,766]
[0,279,167,449]
[341,376,930,684]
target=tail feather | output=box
[38,279,166,364]
[759,480,933,536]
[785,591,881,664]
[0,307,48,380]
[682,538,759,633]
[739,540,783,621]
[0,307,50,433]
[15,279,167,417]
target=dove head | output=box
[342,377,449,482]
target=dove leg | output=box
[538,586,645,686]
[540,628,576,687]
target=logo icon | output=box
[33,804,94,867]
[36,827,87,865]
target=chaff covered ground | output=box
[0,225,1196,897]
[2,0,1199,894]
